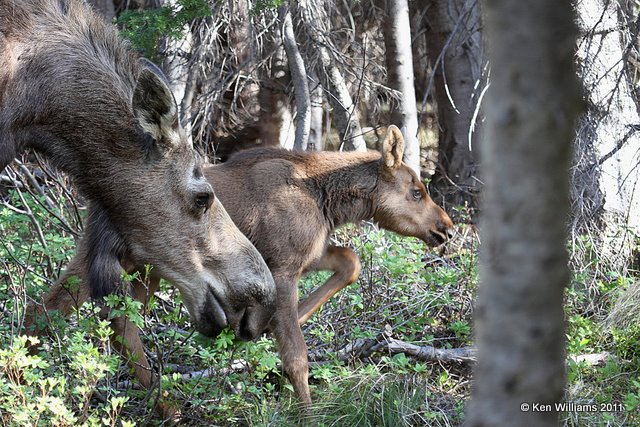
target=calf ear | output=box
[132,59,179,146]
[382,125,405,172]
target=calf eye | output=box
[412,189,423,200]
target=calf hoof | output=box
[155,402,181,425]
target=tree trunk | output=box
[159,1,193,127]
[279,7,311,151]
[259,42,295,149]
[382,0,420,175]
[423,0,484,207]
[293,0,367,151]
[308,72,324,151]
[466,1,582,426]
[316,47,367,151]
[227,0,261,132]
[572,0,640,269]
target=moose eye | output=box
[412,189,423,201]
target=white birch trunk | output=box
[382,0,420,175]
[574,0,640,265]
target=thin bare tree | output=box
[380,0,420,175]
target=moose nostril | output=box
[237,308,255,341]
[436,220,454,240]
[195,190,213,211]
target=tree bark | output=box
[316,47,367,151]
[279,7,311,151]
[572,0,640,268]
[259,42,294,149]
[227,0,261,132]
[293,0,367,151]
[308,71,324,151]
[423,0,484,206]
[466,1,582,427]
[381,0,420,175]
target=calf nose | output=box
[437,219,454,240]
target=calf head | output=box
[373,125,454,246]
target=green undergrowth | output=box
[563,265,640,427]
[2,180,640,425]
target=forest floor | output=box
[1,184,639,426]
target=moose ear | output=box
[132,59,179,145]
[382,125,405,172]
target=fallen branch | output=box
[308,332,476,364]
[383,338,476,363]
[113,359,251,390]
[569,352,613,366]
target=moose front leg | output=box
[104,276,179,421]
[271,275,312,404]
[103,275,159,389]
[297,245,361,325]
[26,257,178,421]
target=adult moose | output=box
[1,0,276,347]
[48,125,453,406]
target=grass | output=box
[1,166,639,426]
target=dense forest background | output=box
[1,0,640,425]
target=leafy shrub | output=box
[116,0,211,58]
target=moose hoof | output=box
[155,402,181,425]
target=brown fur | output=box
[210,126,453,402]
[40,126,453,415]
[2,1,276,345]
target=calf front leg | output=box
[297,245,361,325]
[271,275,312,404]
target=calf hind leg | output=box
[271,276,312,404]
[297,245,361,325]
[24,253,91,335]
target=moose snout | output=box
[227,298,275,341]
[437,219,454,240]
[195,288,274,340]
[427,216,455,245]
[195,289,228,338]
[234,305,274,341]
